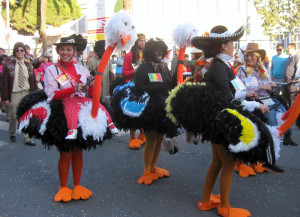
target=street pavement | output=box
[0,112,299,217]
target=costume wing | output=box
[18,101,51,136]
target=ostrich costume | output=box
[110,39,179,184]
[16,11,137,202]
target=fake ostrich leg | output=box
[177,46,186,84]
[278,93,300,136]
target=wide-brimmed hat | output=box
[191,25,244,49]
[53,36,82,46]
[190,48,203,54]
[241,43,266,61]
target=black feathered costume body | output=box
[111,39,178,185]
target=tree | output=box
[254,0,300,41]
[1,0,82,54]
[114,0,131,14]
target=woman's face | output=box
[244,52,258,67]
[58,45,74,62]
[222,41,235,57]
[15,46,25,60]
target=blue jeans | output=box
[264,98,291,135]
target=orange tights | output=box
[58,149,83,187]
[202,144,235,208]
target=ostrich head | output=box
[104,11,137,50]
[172,23,198,48]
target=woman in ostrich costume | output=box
[17,11,137,202]
[110,38,180,185]
[165,25,285,217]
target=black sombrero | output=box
[54,36,82,46]
[191,25,244,49]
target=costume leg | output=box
[215,145,251,217]
[138,129,146,143]
[202,144,222,203]
[137,130,159,185]
[54,152,73,202]
[63,97,82,139]
[71,149,92,200]
[129,129,143,149]
[98,103,118,134]
[72,149,83,186]
[150,133,169,177]
[198,144,221,210]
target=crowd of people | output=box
[0,22,299,216]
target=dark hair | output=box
[143,39,168,62]
[184,54,189,58]
[70,34,87,52]
[121,50,126,55]
[130,40,140,64]
[202,41,231,58]
[94,40,105,58]
[0,54,8,64]
[0,47,5,52]
[13,42,26,57]
[25,44,30,49]
[288,43,296,49]
[276,44,284,49]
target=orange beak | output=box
[121,34,131,47]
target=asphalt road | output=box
[0,112,299,217]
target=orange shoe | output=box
[72,185,93,200]
[238,164,256,178]
[251,162,268,173]
[54,186,73,202]
[234,161,242,172]
[152,167,170,178]
[197,194,220,210]
[218,206,251,217]
[138,133,146,144]
[129,138,143,149]
[137,172,159,185]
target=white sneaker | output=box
[108,123,118,134]
[65,129,78,140]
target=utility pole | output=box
[6,0,10,55]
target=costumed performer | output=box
[45,36,116,202]
[110,38,177,185]
[167,25,276,217]
[16,11,137,202]
[234,43,296,177]
[122,33,146,149]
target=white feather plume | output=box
[172,23,198,48]
[78,102,108,141]
[105,11,137,50]
[267,125,281,160]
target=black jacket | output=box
[206,58,236,100]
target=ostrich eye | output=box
[132,25,135,29]
[124,22,128,26]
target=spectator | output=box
[283,43,300,106]
[2,42,37,146]
[24,44,34,62]
[0,47,5,56]
[87,40,113,103]
[34,53,53,88]
[170,47,179,75]
[271,44,288,83]
[0,54,9,120]
[70,34,87,66]
[116,50,126,77]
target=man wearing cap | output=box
[122,33,146,149]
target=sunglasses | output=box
[277,49,282,51]
[16,49,25,52]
